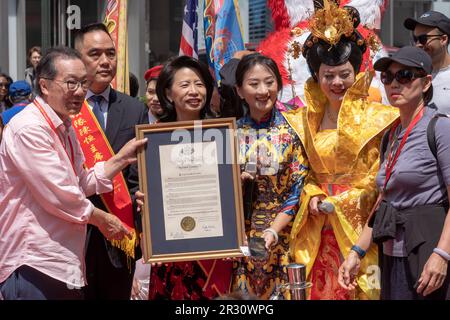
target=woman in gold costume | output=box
[282,2,399,300]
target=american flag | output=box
[179,0,199,58]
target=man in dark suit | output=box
[74,23,148,299]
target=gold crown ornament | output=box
[308,0,355,47]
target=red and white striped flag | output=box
[179,0,199,58]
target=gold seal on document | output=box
[181,216,196,232]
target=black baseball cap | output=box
[404,11,450,36]
[373,46,432,74]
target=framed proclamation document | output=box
[136,118,245,263]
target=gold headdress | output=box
[285,0,381,95]
[309,0,355,47]
[288,0,380,59]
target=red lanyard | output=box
[383,107,425,191]
[33,99,76,175]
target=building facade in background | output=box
[248,0,273,47]
[1,0,449,96]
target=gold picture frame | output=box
[136,118,245,263]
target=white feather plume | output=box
[346,0,386,29]
[284,0,315,27]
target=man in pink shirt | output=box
[0,47,146,300]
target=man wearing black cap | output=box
[405,11,450,113]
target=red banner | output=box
[72,101,136,258]
[104,0,129,94]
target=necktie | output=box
[91,95,105,131]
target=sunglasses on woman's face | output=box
[380,69,426,85]
[412,33,443,46]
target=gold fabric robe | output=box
[283,72,399,300]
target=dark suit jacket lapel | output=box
[105,89,123,145]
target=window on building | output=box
[380,0,433,48]
[25,0,105,57]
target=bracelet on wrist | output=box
[263,228,279,245]
[351,245,366,259]
[433,248,450,261]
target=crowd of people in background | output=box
[1,2,450,301]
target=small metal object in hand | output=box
[318,201,335,214]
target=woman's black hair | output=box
[156,56,214,122]
[0,73,14,107]
[129,72,139,98]
[235,53,283,91]
[0,73,13,87]
[424,84,433,106]
[304,36,366,81]
[302,6,367,81]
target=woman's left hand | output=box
[416,252,448,296]
[263,232,276,250]
[338,251,361,291]
[309,195,326,215]
[135,190,145,213]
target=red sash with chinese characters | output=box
[72,100,136,259]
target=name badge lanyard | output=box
[383,107,425,191]
[34,99,76,175]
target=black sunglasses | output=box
[412,34,444,46]
[380,69,427,85]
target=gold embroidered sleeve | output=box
[326,139,380,237]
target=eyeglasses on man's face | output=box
[380,69,427,85]
[43,78,91,92]
[412,33,444,46]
